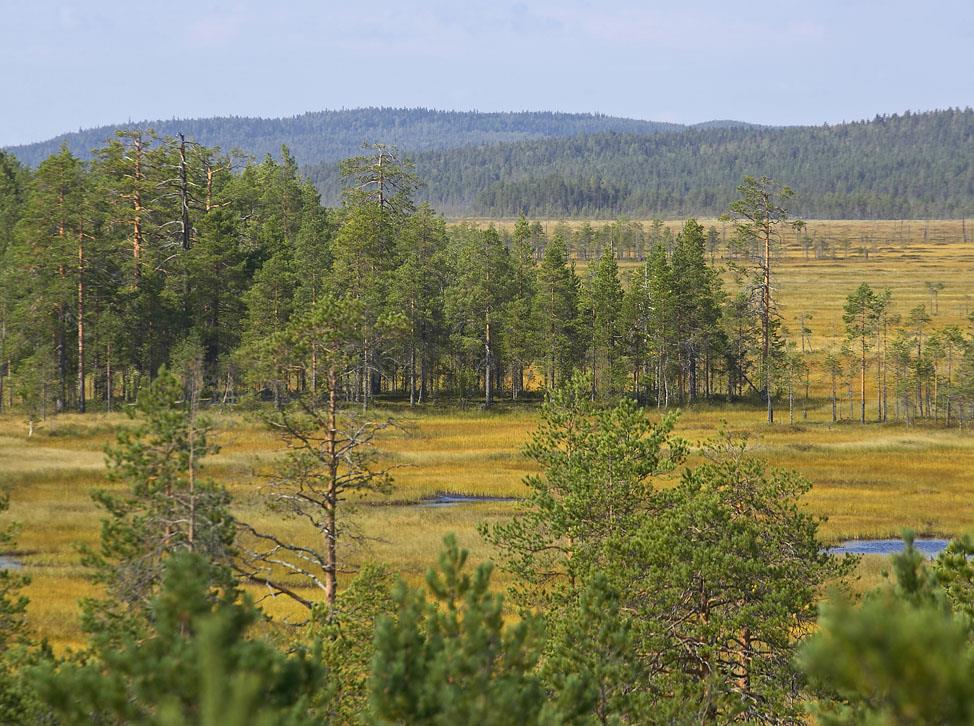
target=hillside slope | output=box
[307,108,974,218]
[3,108,686,168]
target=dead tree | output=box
[236,294,396,616]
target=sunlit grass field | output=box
[2,219,974,649]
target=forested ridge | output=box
[4,107,690,168]
[308,107,974,218]
[10,107,972,220]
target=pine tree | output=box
[445,226,512,407]
[0,152,29,414]
[532,232,580,390]
[612,439,854,721]
[724,176,805,423]
[370,535,560,725]
[7,146,90,414]
[643,243,677,406]
[873,289,896,422]
[331,145,419,408]
[34,553,321,725]
[0,490,38,724]
[85,369,234,614]
[92,130,174,380]
[504,218,539,399]
[237,293,396,611]
[581,247,624,399]
[843,283,880,423]
[802,536,974,724]
[909,305,933,417]
[481,373,686,607]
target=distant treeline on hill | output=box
[8,107,972,220]
[307,108,974,219]
[3,107,689,168]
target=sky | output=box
[2,0,973,146]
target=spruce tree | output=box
[670,219,724,402]
[388,205,448,405]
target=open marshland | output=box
[3,221,974,649]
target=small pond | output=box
[0,556,22,570]
[829,538,949,558]
[418,494,519,508]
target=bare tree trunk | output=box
[56,308,66,413]
[484,312,493,407]
[361,342,370,412]
[409,345,417,406]
[763,218,774,424]
[803,368,810,420]
[882,319,889,421]
[325,367,338,607]
[77,229,86,413]
[133,135,144,280]
[310,345,318,397]
[205,164,214,212]
[946,352,953,427]
[187,396,197,550]
[0,313,5,414]
[860,338,866,424]
[832,373,839,423]
[106,341,113,412]
[178,134,192,251]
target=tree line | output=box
[832,281,974,427]
[3,137,974,428]
[5,108,684,169]
[308,107,974,218]
[0,138,736,418]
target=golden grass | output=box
[4,405,972,650]
[3,220,974,650]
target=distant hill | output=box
[3,108,688,168]
[690,120,766,130]
[306,108,974,218]
[8,107,972,219]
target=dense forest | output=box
[308,107,974,218]
[4,108,692,168]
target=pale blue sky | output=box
[2,0,972,146]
